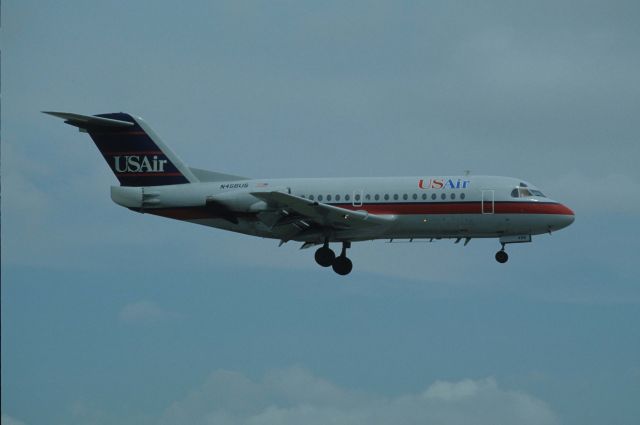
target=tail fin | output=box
[44,111,197,186]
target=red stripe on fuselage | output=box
[336,201,574,215]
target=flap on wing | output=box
[251,191,395,229]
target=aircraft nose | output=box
[551,203,575,230]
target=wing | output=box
[251,191,395,236]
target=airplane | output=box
[44,111,575,275]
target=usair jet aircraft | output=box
[45,111,575,275]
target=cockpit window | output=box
[519,187,532,197]
[511,186,545,198]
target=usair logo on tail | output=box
[113,155,168,173]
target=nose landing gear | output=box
[495,244,509,263]
[494,235,532,263]
[314,241,352,275]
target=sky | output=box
[2,1,640,424]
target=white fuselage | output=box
[111,175,575,244]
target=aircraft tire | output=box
[332,256,353,275]
[495,250,508,263]
[315,246,336,267]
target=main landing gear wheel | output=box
[332,242,353,275]
[332,256,353,276]
[315,245,335,267]
[495,250,509,263]
[314,241,353,275]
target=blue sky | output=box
[2,1,639,424]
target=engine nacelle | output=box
[206,191,264,212]
[110,184,271,213]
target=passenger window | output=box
[441,193,446,200]
[309,195,315,200]
[393,194,399,200]
[451,193,456,200]
[327,195,332,201]
[335,194,341,201]
[365,194,371,201]
[318,195,323,201]
[422,193,427,200]
[345,194,350,201]
[412,193,418,200]
[384,194,389,201]
[460,193,466,200]
[431,193,437,200]
[374,194,380,201]
[355,194,361,201]
[403,194,408,200]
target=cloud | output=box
[159,367,559,425]
[118,300,178,325]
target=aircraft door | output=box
[481,190,494,214]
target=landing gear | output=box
[332,256,353,275]
[493,235,533,264]
[332,242,353,275]
[495,243,508,263]
[314,241,353,275]
[314,243,335,267]
[495,250,508,263]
